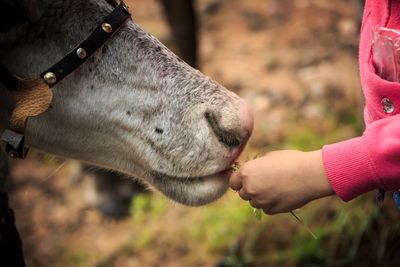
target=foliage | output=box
[187,196,255,252]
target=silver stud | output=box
[76,47,87,59]
[102,23,113,33]
[382,98,394,114]
[43,72,57,85]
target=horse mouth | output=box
[149,170,230,206]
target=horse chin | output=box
[149,171,230,206]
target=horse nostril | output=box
[205,112,241,149]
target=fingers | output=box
[238,188,251,201]
[249,199,262,208]
[230,171,253,202]
[262,208,276,215]
[228,171,242,191]
[229,162,279,213]
[237,182,281,214]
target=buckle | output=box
[1,129,28,158]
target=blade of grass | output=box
[253,208,262,221]
[289,211,317,239]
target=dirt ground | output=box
[7,0,367,266]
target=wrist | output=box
[305,150,335,199]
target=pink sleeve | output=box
[322,114,400,201]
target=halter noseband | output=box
[0,0,131,158]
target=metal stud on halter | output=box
[76,48,87,59]
[102,23,113,33]
[43,72,57,85]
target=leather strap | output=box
[0,64,21,91]
[0,0,131,158]
[40,1,130,86]
[106,0,120,7]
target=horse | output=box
[0,0,253,207]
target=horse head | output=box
[0,0,253,206]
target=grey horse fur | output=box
[0,0,253,206]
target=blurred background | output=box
[6,0,400,266]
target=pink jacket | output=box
[322,0,400,201]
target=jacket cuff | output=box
[322,137,379,201]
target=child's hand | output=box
[229,150,334,214]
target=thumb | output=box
[229,171,242,191]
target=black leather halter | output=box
[0,0,131,158]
